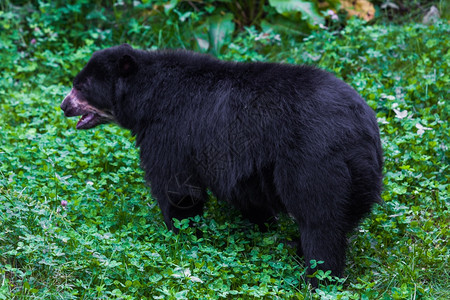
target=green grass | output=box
[1,3,449,299]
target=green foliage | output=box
[268,0,340,25]
[1,1,449,299]
[0,0,346,57]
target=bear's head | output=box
[60,44,137,129]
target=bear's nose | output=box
[61,89,74,112]
[60,98,67,111]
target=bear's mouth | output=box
[77,112,104,130]
[61,88,115,130]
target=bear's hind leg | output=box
[298,222,347,287]
[275,161,353,287]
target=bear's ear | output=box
[118,54,137,77]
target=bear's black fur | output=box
[61,44,383,286]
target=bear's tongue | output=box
[77,113,96,129]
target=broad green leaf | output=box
[208,13,235,55]
[268,0,324,25]
[163,0,179,15]
[261,16,309,37]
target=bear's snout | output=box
[61,88,84,117]
[61,87,116,129]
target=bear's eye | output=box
[74,81,87,91]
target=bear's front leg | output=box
[151,172,207,231]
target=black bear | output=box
[61,44,383,286]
